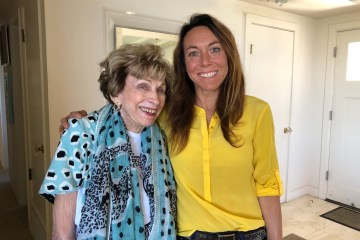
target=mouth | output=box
[139,106,158,115]
[198,71,217,78]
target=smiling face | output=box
[110,74,166,133]
[183,26,228,95]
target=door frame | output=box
[319,20,360,200]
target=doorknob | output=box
[283,127,292,134]
[34,144,44,153]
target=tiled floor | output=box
[0,167,359,240]
[282,195,360,240]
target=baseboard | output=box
[286,185,319,202]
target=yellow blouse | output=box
[160,95,283,237]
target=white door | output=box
[17,6,49,240]
[327,28,360,208]
[245,14,295,202]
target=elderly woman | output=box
[39,44,176,240]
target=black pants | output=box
[177,236,267,240]
[176,227,267,240]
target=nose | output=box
[148,90,160,105]
[200,52,211,66]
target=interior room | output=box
[0,0,359,239]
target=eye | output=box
[157,87,166,95]
[187,50,199,57]
[210,46,221,53]
[137,83,149,90]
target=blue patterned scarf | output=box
[76,104,176,239]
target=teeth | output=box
[140,107,157,114]
[199,71,217,78]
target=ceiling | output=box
[240,0,360,18]
[0,0,360,22]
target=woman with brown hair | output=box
[163,14,283,240]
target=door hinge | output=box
[325,170,329,181]
[333,47,337,58]
[329,110,333,120]
[21,28,26,43]
[250,44,253,54]
[28,168,32,180]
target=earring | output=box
[114,102,121,111]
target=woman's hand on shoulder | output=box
[59,110,88,134]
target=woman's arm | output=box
[52,191,78,240]
[258,196,282,240]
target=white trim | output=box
[319,20,360,200]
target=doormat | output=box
[320,207,360,231]
[283,233,306,240]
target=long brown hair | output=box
[167,13,246,154]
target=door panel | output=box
[327,29,360,208]
[245,15,295,202]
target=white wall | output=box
[43,0,319,201]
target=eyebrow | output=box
[185,40,221,51]
[137,78,166,86]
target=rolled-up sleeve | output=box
[252,104,284,196]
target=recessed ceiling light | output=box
[125,11,136,15]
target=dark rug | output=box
[320,207,360,231]
[283,233,306,240]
